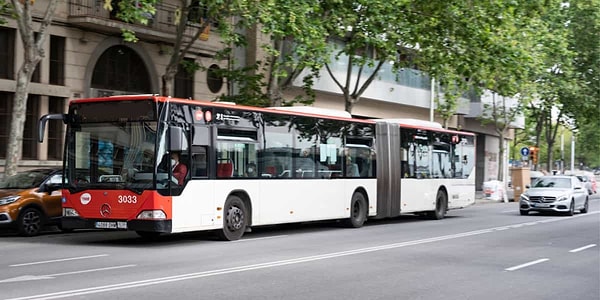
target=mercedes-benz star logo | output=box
[540,197,545,202]
[100,203,111,217]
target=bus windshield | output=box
[66,121,158,193]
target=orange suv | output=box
[0,168,64,236]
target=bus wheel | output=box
[427,190,447,220]
[218,195,247,241]
[343,192,367,228]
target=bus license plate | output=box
[95,221,127,229]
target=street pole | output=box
[570,133,575,171]
[560,132,564,173]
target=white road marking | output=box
[505,258,550,271]
[0,265,136,284]
[46,265,136,277]
[233,235,288,242]
[9,255,109,267]
[5,211,599,300]
[569,244,597,253]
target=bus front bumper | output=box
[61,217,172,233]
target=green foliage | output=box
[576,122,600,168]
[564,0,600,125]
[0,0,13,25]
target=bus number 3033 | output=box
[118,195,137,204]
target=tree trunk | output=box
[344,98,354,113]
[546,141,555,172]
[497,133,506,182]
[4,0,58,176]
[4,67,34,176]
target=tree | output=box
[313,1,550,116]
[0,0,12,25]
[110,0,221,97]
[255,0,328,107]
[564,0,600,124]
[3,0,58,176]
[481,94,525,181]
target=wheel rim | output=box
[226,206,244,231]
[22,211,41,235]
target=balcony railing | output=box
[68,0,208,40]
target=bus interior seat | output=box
[217,162,233,178]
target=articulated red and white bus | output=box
[39,95,476,240]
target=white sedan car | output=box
[519,176,589,216]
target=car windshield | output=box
[0,169,54,189]
[532,177,571,189]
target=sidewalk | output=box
[475,191,512,204]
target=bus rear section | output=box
[374,120,476,220]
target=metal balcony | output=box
[68,0,208,43]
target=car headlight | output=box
[0,195,20,205]
[557,195,568,202]
[520,194,529,201]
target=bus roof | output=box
[69,95,474,135]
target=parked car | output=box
[565,170,597,195]
[0,168,64,236]
[575,175,593,195]
[519,175,589,216]
[583,172,597,194]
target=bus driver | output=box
[171,152,187,185]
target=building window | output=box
[174,59,195,99]
[0,92,13,158]
[31,62,41,83]
[22,95,40,159]
[31,32,41,83]
[91,45,151,93]
[207,64,223,93]
[0,27,15,80]
[47,97,65,160]
[50,35,65,85]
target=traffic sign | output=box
[520,147,530,157]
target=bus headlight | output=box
[136,210,166,220]
[63,208,80,217]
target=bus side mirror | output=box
[38,114,66,143]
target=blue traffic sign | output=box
[520,147,530,157]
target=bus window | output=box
[402,128,430,179]
[216,141,258,178]
[191,146,208,177]
[292,117,319,178]
[261,113,293,178]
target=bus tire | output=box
[217,195,248,241]
[343,192,367,228]
[427,190,447,220]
